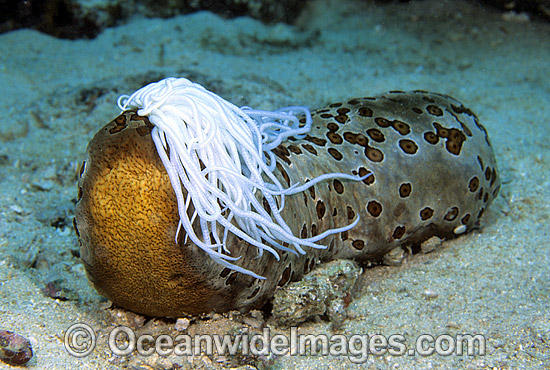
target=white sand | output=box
[0,0,549,368]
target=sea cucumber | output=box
[74,87,499,317]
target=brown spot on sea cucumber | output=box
[305,135,327,146]
[326,132,343,144]
[375,117,391,128]
[424,131,439,145]
[327,122,339,131]
[399,183,412,198]
[273,145,291,164]
[328,148,343,160]
[276,162,291,186]
[485,167,492,181]
[333,179,344,194]
[399,139,418,154]
[247,286,261,299]
[393,226,406,239]
[433,122,466,155]
[426,104,443,116]
[366,128,385,142]
[343,132,357,144]
[420,207,434,220]
[352,240,365,250]
[335,115,348,124]
[444,207,459,221]
[358,107,373,117]
[225,273,238,286]
[278,264,293,286]
[311,223,318,236]
[341,230,348,240]
[288,145,302,154]
[262,197,271,215]
[477,156,484,171]
[302,144,317,155]
[308,183,316,199]
[358,167,374,184]
[316,200,326,219]
[346,206,355,220]
[392,120,411,135]
[367,201,382,217]
[365,146,383,162]
[468,177,480,192]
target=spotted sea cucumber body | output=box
[278,91,500,262]
[75,91,499,317]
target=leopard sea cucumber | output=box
[74,82,499,317]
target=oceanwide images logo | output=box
[64,323,486,363]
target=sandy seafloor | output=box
[0,0,549,369]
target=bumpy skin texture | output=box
[74,91,500,317]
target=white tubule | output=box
[117,77,365,278]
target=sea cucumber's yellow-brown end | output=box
[74,110,237,316]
